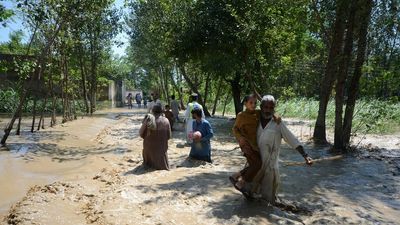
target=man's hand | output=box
[273,114,282,124]
[305,156,313,166]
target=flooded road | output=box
[1,108,399,224]
[0,150,97,217]
[0,109,139,217]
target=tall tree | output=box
[342,0,374,147]
[313,0,351,144]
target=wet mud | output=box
[1,108,399,224]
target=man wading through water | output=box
[252,95,313,204]
[230,94,281,198]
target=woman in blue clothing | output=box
[190,108,214,163]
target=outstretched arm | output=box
[295,146,313,165]
[280,122,313,165]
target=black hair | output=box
[242,94,256,105]
[191,108,203,118]
[152,104,162,114]
[192,95,198,101]
[171,95,175,99]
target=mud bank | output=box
[1,109,399,224]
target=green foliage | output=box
[0,31,26,53]
[0,88,19,113]
[0,2,14,27]
[0,88,111,114]
[359,0,400,99]
[275,98,400,134]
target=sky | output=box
[0,0,129,56]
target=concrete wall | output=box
[108,80,142,107]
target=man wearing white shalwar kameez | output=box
[253,95,313,204]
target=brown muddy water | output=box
[0,109,138,218]
[0,108,399,224]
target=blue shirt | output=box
[190,119,213,162]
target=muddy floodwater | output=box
[0,108,399,224]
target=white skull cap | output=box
[261,95,276,104]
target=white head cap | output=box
[261,95,276,104]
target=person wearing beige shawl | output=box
[139,104,171,170]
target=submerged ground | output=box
[0,108,399,224]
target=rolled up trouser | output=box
[239,141,262,182]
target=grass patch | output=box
[276,98,400,134]
[215,97,400,134]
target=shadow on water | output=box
[128,141,399,224]
[17,130,68,143]
[278,143,400,224]
[2,109,398,223]
[129,170,305,223]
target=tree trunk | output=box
[163,66,170,105]
[16,104,24,135]
[159,65,170,104]
[90,67,97,115]
[222,94,230,117]
[48,56,56,127]
[212,77,223,115]
[72,92,77,120]
[203,73,211,106]
[228,72,243,115]
[51,96,57,127]
[334,0,357,150]
[30,97,37,133]
[62,53,73,122]
[79,48,90,114]
[343,0,373,146]
[1,22,62,145]
[89,34,98,115]
[179,64,211,116]
[170,64,184,109]
[37,96,48,131]
[313,0,351,144]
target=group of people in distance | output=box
[126,92,146,109]
[138,92,313,205]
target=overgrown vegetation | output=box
[0,88,111,115]
[1,0,399,150]
[215,97,400,134]
[276,98,400,134]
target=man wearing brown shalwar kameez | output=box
[139,104,171,170]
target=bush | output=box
[276,98,400,134]
[0,88,19,113]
